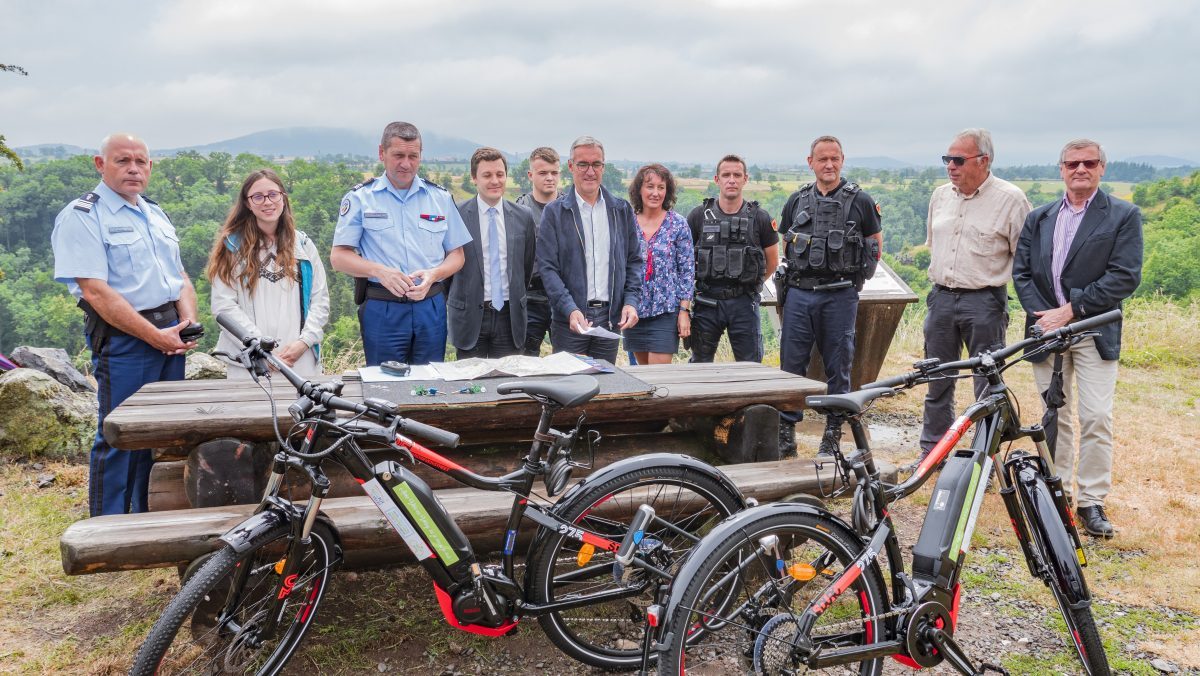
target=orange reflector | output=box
[788,563,817,581]
[577,543,595,567]
[274,559,287,575]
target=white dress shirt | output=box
[576,190,610,302]
[477,195,509,303]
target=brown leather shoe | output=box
[1076,505,1114,539]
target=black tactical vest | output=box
[783,182,870,281]
[695,199,765,289]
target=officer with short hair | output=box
[331,121,471,366]
[686,154,778,363]
[778,136,882,456]
[51,133,199,516]
[516,146,563,356]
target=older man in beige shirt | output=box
[919,128,1032,458]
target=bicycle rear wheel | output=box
[131,521,338,675]
[528,465,742,670]
[1014,467,1110,676]
[659,506,886,675]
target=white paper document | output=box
[358,352,606,383]
[581,325,622,340]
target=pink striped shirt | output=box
[1051,190,1097,306]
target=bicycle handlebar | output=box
[861,308,1123,390]
[215,312,461,448]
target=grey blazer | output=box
[447,197,536,351]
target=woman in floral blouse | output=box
[623,164,694,364]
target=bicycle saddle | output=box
[496,375,600,408]
[806,387,894,415]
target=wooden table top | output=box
[105,362,825,450]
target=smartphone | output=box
[179,322,205,342]
[380,360,410,377]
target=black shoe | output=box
[1076,505,1115,539]
[778,421,797,459]
[817,427,841,456]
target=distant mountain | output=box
[14,143,94,159]
[845,156,913,170]
[1122,154,1196,168]
[161,126,487,160]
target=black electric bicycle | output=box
[650,309,1121,675]
[130,314,746,675]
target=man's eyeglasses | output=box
[1061,159,1102,171]
[248,191,285,205]
[941,154,984,167]
[572,161,605,173]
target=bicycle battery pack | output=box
[911,448,992,588]
[370,460,474,581]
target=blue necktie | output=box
[487,206,504,311]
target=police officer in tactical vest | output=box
[686,154,779,363]
[778,136,882,456]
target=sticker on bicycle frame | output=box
[958,457,991,555]
[362,478,433,561]
[932,489,950,511]
[392,482,461,566]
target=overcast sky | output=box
[3,0,1198,165]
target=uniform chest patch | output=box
[364,211,389,219]
[107,225,136,234]
[420,214,446,222]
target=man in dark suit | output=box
[447,147,535,358]
[536,135,641,362]
[1013,138,1143,539]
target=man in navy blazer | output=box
[536,136,641,362]
[447,147,536,358]
[1012,138,1143,539]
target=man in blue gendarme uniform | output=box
[51,133,199,516]
[332,121,471,366]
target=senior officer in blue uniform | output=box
[51,133,199,516]
[331,121,471,365]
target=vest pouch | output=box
[861,237,880,284]
[719,221,730,242]
[696,248,711,279]
[826,229,846,273]
[701,224,720,245]
[726,247,744,280]
[807,237,826,269]
[788,231,812,271]
[739,247,762,284]
[732,217,749,243]
[712,245,728,275]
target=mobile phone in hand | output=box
[179,322,205,342]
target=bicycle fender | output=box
[658,502,862,633]
[217,501,341,556]
[555,453,748,512]
[1016,463,1091,606]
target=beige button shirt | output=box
[925,173,1032,289]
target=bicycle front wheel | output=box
[130,521,338,675]
[1015,468,1110,675]
[659,507,886,676]
[528,464,743,670]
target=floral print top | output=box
[634,210,695,318]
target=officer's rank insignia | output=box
[73,192,100,213]
[340,199,350,216]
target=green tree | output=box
[602,164,624,194]
[513,158,531,192]
[1,64,29,170]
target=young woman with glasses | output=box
[207,169,329,378]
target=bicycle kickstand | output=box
[925,626,1010,676]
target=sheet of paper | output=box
[581,325,622,341]
[358,364,439,382]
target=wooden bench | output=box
[60,457,896,575]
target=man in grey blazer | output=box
[448,147,536,358]
[1013,138,1143,539]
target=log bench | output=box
[60,457,896,575]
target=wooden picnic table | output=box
[104,362,822,451]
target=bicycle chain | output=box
[808,606,909,637]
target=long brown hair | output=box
[206,169,298,295]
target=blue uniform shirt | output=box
[332,175,472,280]
[52,181,186,310]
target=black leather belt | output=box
[365,281,444,303]
[933,284,1002,294]
[586,300,608,308]
[482,301,509,312]
[788,277,853,291]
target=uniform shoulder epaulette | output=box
[142,196,173,222]
[72,192,100,212]
[798,182,815,194]
[351,177,377,191]
[425,178,449,193]
[842,182,861,195]
[143,196,159,205]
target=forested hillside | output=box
[1,155,1197,355]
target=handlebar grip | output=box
[398,418,461,448]
[861,373,909,390]
[1064,308,1122,335]
[215,313,256,347]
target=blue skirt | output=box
[623,312,679,354]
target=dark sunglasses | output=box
[1062,159,1102,170]
[941,154,984,167]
